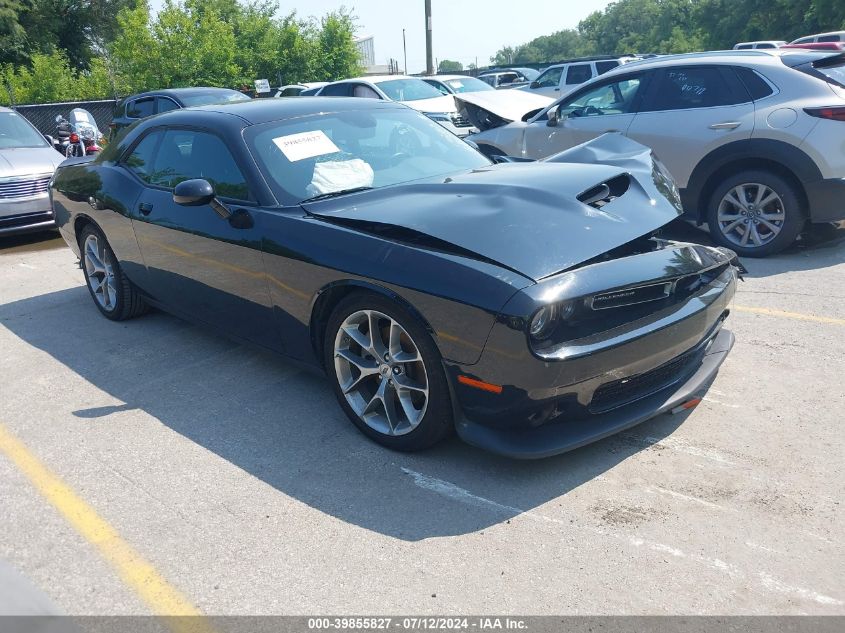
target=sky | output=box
[149,0,615,74]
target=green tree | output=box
[438,59,463,72]
[0,0,28,66]
[314,9,362,81]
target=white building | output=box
[355,36,376,67]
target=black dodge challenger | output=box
[50,98,739,458]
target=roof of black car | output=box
[184,96,407,125]
[121,87,244,101]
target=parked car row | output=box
[5,45,845,258]
[49,98,741,458]
[734,30,845,49]
[462,49,845,256]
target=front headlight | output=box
[423,111,452,122]
[528,301,575,341]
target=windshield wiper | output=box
[300,186,374,204]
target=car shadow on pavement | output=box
[1,285,694,541]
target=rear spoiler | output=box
[781,51,845,68]
[813,52,845,68]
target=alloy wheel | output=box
[83,234,117,311]
[716,183,785,248]
[333,309,429,436]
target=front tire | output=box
[324,293,453,452]
[79,225,148,321]
[706,170,805,257]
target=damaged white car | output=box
[455,90,554,136]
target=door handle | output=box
[709,121,741,130]
[138,202,153,216]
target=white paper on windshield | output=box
[273,130,340,162]
[451,81,463,88]
[306,159,374,197]
[72,110,91,122]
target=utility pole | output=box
[403,28,408,75]
[424,0,433,76]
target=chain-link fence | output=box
[12,99,119,137]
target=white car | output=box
[274,82,328,97]
[733,41,786,50]
[520,56,638,99]
[790,31,845,45]
[314,75,476,137]
[422,74,497,95]
[468,50,845,256]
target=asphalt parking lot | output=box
[1,222,843,616]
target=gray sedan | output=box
[0,107,64,236]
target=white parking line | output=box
[401,466,843,606]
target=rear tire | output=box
[79,224,148,321]
[324,292,453,452]
[705,169,805,257]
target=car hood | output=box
[454,90,553,125]
[399,95,457,113]
[0,147,63,178]
[303,135,683,281]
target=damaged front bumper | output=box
[445,243,739,459]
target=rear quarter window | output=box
[596,61,620,75]
[734,67,775,100]
[566,64,593,85]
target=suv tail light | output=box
[804,107,845,121]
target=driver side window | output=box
[557,77,642,118]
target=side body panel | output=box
[129,191,280,350]
[258,212,530,366]
[51,161,147,282]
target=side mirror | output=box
[463,138,479,150]
[44,134,54,146]
[173,179,214,206]
[55,114,63,123]
[547,108,559,127]
[530,80,540,89]
[173,178,232,219]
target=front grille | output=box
[589,346,702,414]
[450,113,472,127]
[0,176,51,200]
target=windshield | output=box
[69,109,100,136]
[0,112,48,149]
[374,79,445,102]
[514,67,540,80]
[180,91,251,107]
[245,108,490,205]
[444,77,494,93]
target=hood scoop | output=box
[577,174,630,209]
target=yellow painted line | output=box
[0,423,214,633]
[733,305,845,326]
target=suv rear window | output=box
[566,64,592,85]
[794,57,845,89]
[817,64,845,87]
[734,67,775,100]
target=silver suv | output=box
[470,50,845,256]
[521,55,638,99]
